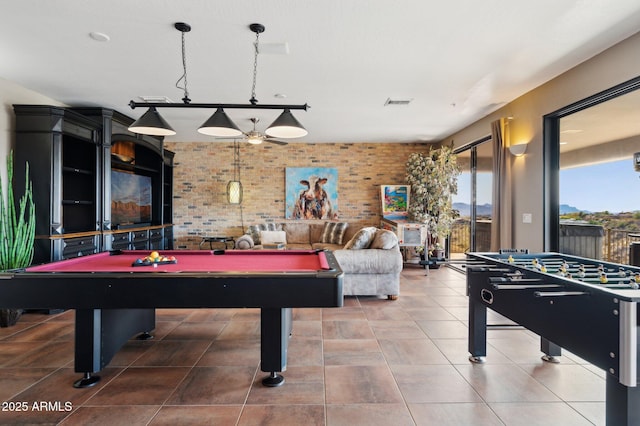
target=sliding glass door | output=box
[450,139,493,258]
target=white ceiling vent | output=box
[138,96,173,103]
[384,98,413,106]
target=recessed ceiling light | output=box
[560,129,583,134]
[560,141,568,145]
[89,32,110,42]
[274,93,287,99]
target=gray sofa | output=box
[236,222,403,299]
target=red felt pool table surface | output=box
[27,250,331,273]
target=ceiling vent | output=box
[138,96,173,103]
[384,98,413,106]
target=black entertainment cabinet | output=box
[13,105,174,265]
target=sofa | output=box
[235,222,404,299]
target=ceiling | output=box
[560,88,640,152]
[2,0,640,144]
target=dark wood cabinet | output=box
[13,105,174,264]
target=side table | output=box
[199,236,235,250]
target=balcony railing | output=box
[450,219,639,266]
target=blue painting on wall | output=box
[285,167,338,219]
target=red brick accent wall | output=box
[164,141,429,249]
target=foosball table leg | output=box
[468,297,487,363]
[540,337,561,363]
[606,372,640,426]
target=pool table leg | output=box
[260,308,292,387]
[73,308,155,388]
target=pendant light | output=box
[128,22,309,138]
[199,108,242,136]
[128,106,176,136]
[227,141,243,204]
[266,108,308,138]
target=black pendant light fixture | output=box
[128,22,309,138]
[266,108,308,138]
[199,108,242,137]
[128,106,176,136]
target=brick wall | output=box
[164,141,430,249]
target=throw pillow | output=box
[235,234,254,249]
[282,222,310,244]
[320,222,348,245]
[247,223,282,245]
[260,230,287,245]
[344,227,378,249]
[370,229,398,250]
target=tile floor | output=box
[0,266,606,425]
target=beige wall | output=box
[442,31,640,251]
[0,78,65,183]
[164,141,428,249]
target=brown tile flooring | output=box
[0,266,605,425]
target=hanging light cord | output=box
[249,30,260,105]
[233,141,241,182]
[176,28,191,104]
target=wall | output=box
[164,141,428,248]
[0,78,65,183]
[442,31,640,252]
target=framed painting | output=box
[286,167,338,219]
[381,185,410,220]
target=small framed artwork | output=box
[381,185,410,220]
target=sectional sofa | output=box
[235,222,403,299]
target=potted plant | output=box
[405,145,460,263]
[0,150,35,327]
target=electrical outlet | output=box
[522,213,532,223]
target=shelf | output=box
[111,158,159,174]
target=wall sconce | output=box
[509,144,528,157]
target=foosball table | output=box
[466,250,640,426]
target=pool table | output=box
[0,249,343,388]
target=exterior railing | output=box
[450,219,639,266]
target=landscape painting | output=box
[286,167,338,220]
[111,170,152,226]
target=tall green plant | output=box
[0,150,35,270]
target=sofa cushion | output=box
[344,227,378,249]
[370,229,398,249]
[248,223,283,244]
[260,230,287,245]
[320,222,348,245]
[309,223,325,243]
[283,222,310,244]
[312,242,343,251]
[235,234,254,249]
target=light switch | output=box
[522,213,532,223]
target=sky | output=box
[453,172,492,207]
[560,159,638,213]
[453,159,638,214]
